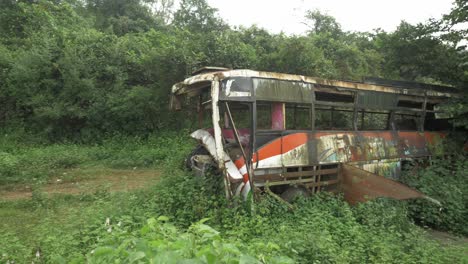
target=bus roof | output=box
[171,69,459,98]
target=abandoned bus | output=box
[170,67,459,204]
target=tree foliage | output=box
[0,0,466,140]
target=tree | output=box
[304,9,342,37]
[173,0,226,33]
[442,0,468,41]
[84,0,159,35]
[374,21,465,86]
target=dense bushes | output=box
[0,0,466,139]
[84,217,294,263]
[401,156,468,236]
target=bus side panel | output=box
[253,132,284,169]
[424,132,447,155]
[251,131,447,169]
[347,159,401,180]
[398,131,430,157]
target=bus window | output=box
[257,102,272,129]
[397,99,423,109]
[315,108,332,130]
[223,102,251,129]
[315,91,354,103]
[393,114,418,130]
[358,111,389,130]
[424,112,451,131]
[286,104,311,130]
[315,107,353,130]
[331,109,354,130]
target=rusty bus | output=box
[170,67,459,204]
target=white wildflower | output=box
[107,227,112,233]
[35,250,40,258]
[105,217,110,226]
[117,221,122,227]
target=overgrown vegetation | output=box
[0,0,467,263]
[401,156,468,236]
[0,133,467,263]
[0,0,466,139]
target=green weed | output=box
[401,155,468,236]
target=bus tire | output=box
[281,186,310,202]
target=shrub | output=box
[401,156,468,235]
[83,217,293,263]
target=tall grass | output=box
[0,130,193,184]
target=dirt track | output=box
[0,168,161,201]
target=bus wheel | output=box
[185,145,215,177]
[281,186,310,202]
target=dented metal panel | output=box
[341,164,425,205]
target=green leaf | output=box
[128,251,146,263]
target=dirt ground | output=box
[0,168,161,201]
[426,229,468,247]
